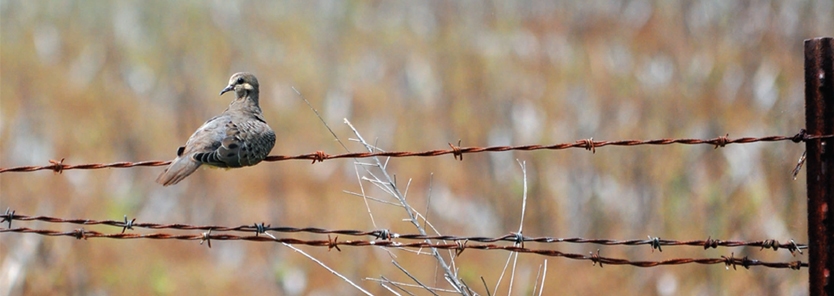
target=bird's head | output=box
[220,72,259,98]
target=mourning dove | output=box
[156,72,276,186]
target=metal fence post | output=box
[805,37,834,296]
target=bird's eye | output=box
[236,77,244,84]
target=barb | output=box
[0,213,807,253]
[2,132,830,173]
[0,227,807,270]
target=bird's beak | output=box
[220,85,234,96]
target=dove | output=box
[156,72,276,186]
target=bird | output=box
[156,72,276,186]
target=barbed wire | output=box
[1,131,829,174]
[0,227,807,270]
[0,211,806,255]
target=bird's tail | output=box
[156,156,201,186]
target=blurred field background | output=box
[1,1,831,295]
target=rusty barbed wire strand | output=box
[0,212,806,254]
[1,131,830,173]
[0,227,807,270]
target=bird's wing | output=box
[189,114,274,167]
[192,120,243,167]
[233,119,276,166]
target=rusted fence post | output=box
[805,37,834,296]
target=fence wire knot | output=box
[254,222,276,239]
[704,236,719,249]
[722,253,735,270]
[311,151,328,164]
[512,231,525,248]
[449,140,463,161]
[455,240,468,257]
[200,229,212,248]
[788,239,802,256]
[741,256,753,270]
[327,235,341,252]
[789,260,803,270]
[49,158,66,174]
[121,215,135,234]
[761,239,778,251]
[2,208,14,228]
[590,249,603,268]
[581,138,596,153]
[648,236,662,252]
[74,228,87,240]
[791,129,807,143]
[374,229,392,240]
[713,134,729,149]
